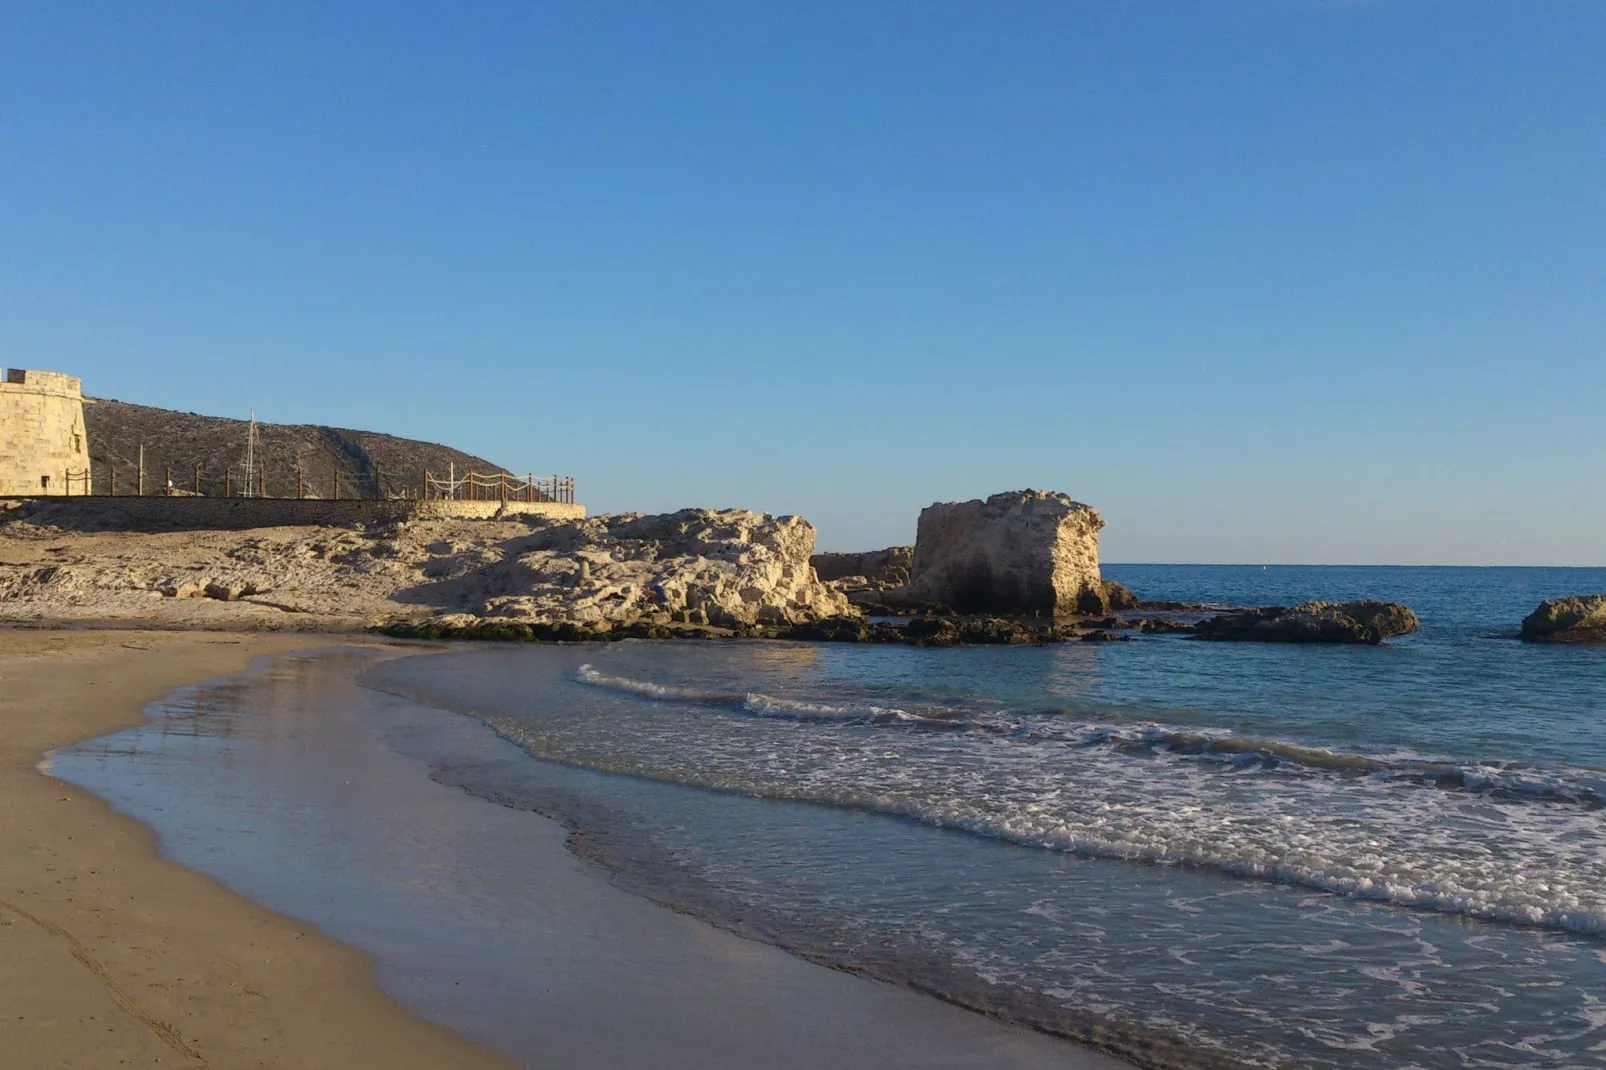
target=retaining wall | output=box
[0,495,586,532]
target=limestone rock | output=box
[907,490,1105,615]
[462,508,853,629]
[1196,600,1419,645]
[812,547,914,589]
[1077,579,1141,615]
[1520,595,1606,643]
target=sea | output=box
[55,565,1606,1068]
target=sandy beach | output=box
[0,629,513,1069]
[4,630,1131,1069]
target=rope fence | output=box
[423,469,576,504]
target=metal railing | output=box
[58,459,575,504]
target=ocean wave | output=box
[579,664,949,726]
[576,664,742,706]
[577,665,1606,807]
[555,662,1606,937]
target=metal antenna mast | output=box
[245,410,258,498]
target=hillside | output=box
[82,398,507,500]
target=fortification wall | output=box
[0,495,585,532]
[0,369,92,496]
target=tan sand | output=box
[0,628,513,1070]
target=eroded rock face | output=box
[1078,579,1141,615]
[907,490,1104,615]
[1196,600,1420,645]
[455,508,853,629]
[1520,595,1606,643]
[811,547,914,588]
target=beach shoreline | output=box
[8,629,1134,1069]
[0,628,515,1069]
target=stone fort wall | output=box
[0,369,92,496]
[0,495,585,532]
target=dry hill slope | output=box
[82,398,508,500]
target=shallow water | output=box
[50,650,1115,1070]
[360,564,1606,1069]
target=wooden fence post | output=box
[193,465,200,495]
[224,469,232,497]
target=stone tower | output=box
[0,369,93,495]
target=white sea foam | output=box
[564,662,1606,938]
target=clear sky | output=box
[2,3,1602,563]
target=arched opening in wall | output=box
[40,475,50,490]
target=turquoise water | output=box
[1099,565,1606,764]
[363,565,1606,1068]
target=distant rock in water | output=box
[904,489,1109,616]
[1520,595,1606,643]
[415,508,852,632]
[1196,600,1420,645]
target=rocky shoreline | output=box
[4,490,1598,648]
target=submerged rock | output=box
[1520,595,1606,643]
[776,617,904,644]
[906,489,1108,615]
[1196,600,1419,645]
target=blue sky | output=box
[2,2,1602,563]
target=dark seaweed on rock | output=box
[376,619,686,643]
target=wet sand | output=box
[0,629,512,1069]
[9,632,1129,1069]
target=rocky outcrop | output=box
[1520,595,1606,643]
[1196,600,1419,645]
[0,510,851,633]
[812,547,914,588]
[427,508,853,630]
[906,490,1105,616]
[1078,579,1141,615]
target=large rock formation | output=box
[1195,600,1419,645]
[1520,595,1606,643]
[905,490,1107,616]
[419,508,852,630]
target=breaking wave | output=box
[568,662,1606,937]
[577,665,1606,807]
